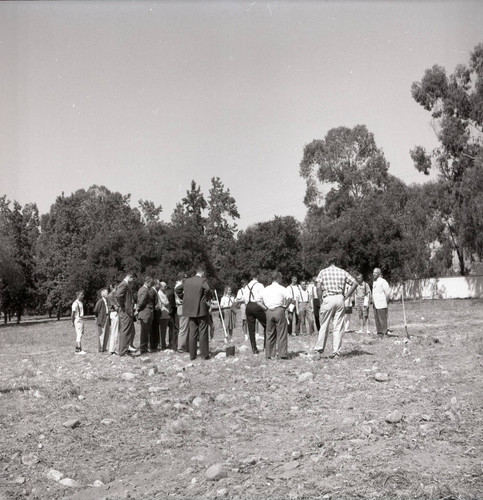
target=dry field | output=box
[0,299,482,500]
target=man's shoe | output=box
[252,348,259,354]
[128,346,137,352]
[127,349,140,357]
[329,352,340,359]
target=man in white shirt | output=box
[286,276,301,336]
[239,270,266,354]
[297,281,315,335]
[261,271,291,359]
[71,290,86,355]
[372,268,391,336]
[157,281,171,350]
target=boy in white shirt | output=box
[72,291,86,354]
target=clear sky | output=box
[1,1,482,228]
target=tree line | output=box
[1,44,481,323]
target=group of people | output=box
[71,260,392,360]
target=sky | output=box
[1,1,482,229]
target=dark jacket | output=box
[94,298,109,327]
[137,285,154,321]
[182,275,211,318]
[116,279,134,316]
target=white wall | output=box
[391,275,483,300]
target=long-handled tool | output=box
[401,282,410,339]
[214,289,229,342]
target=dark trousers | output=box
[287,309,300,335]
[139,314,153,353]
[188,315,210,360]
[246,302,267,352]
[151,310,160,350]
[313,298,321,332]
[159,318,169,348]
[119,311,135,356]
[265,307,288,358]
[169,315,178,350]
[374,307,388,335]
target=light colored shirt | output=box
[316,265,354,298]
[354,281,370,307]
[286,284,301,302]
[220,295,234,308]
[72,299,84,320]
[239,279,264,303]
[157,289,170,318]
[174,281,183,306]
[372,277,390,309]
[298,287,312,303]
[262,282,291,309]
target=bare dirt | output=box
[0,299,482,499]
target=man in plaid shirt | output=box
[313,259,358,358]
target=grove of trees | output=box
[1,44,481,322]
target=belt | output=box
[299,301,309,303]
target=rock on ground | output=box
[59,478,81,488]
[385,410,403,424]
[62,419,81,429]
[47,469,64,482]
[205,463,227,481]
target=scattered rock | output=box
[121,372,136,381]
[374,372,389,382]
[101,419,113,425]
[242,457,257,465]
[205,463,227,481]
[59,478,81,488]
[216,488,228,497]
[77,395,85,401]
[92,479,104,487]
[62,419,81,429]
[291,451,302,459]
[139,356,151,363]
[21,453,39,466]
[298,372,314,382]
[421,414,432,421]
[342,417,356,426]
[192,397,203,407]
[148,386,169,393]
[47,469,64,482]
[360,424,372,436]
[414,358,421,363]
[215,352,226,359]
[385,410,403,424]
[402,348,410,356]
[15,477,26,485]
[148,366,159,376]
[216,394,229,403]
[420,423,437,434]
[238,345,250,353]
[177,373,186,379]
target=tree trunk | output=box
[57,306,61,321]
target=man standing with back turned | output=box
[313,259,357,358]
[117,271,138,357]
[182,264,212,360]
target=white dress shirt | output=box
[262,282,291,309]
[240,279,265,303]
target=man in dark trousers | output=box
[137,276,154,354]
[150,279,160,351]
[182,264,212,360]
[94,288,110,352]
[117,271,138,357]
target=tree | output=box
[36,186,147,314]
[205,177,240,280]
[171,180,207,234]
[299,125,390,211]
[0,197,39,321]
[235,216,303,284]
[410,43,483,274]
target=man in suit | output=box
[137,276,154,354]
[94,288,110,352]
[150,279,160,352]
[182,264,212,360]
[117,271,138,357]
[174,272,189,352]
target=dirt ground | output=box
[0,299,482,500]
